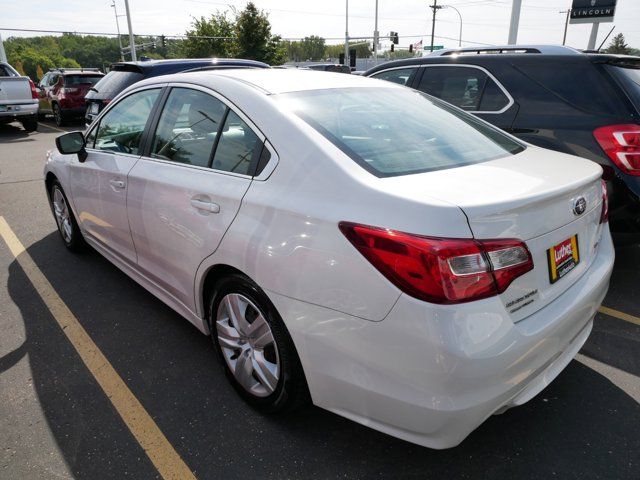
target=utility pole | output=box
[111,1,124,61]
[429,0,442,53]
[373,0,379,65]
[344,0,349,66]
[124,0,137,61]
[560,9,571,45]
[587,21,600,50]
[507,0,522,45]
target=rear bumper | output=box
[268,227,614,449]
[0,102,38,118]
[58,106,86,117]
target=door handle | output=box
[109,179,126,189]
[190,198,220,214]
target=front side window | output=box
[371,67,417,86]
[278,87,524,177]
[94,88,160,154]
[417,66,510,112]
[151,88,227,167]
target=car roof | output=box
[172,68,397,94]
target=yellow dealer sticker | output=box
[547,234,580,284]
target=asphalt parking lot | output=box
[1,119,639,479]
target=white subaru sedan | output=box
[45,69,614,449]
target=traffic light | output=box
[392,32,399,44]
[161,35,166,48]
[409,44,413,53]
[390,44,394,52]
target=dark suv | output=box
[365,46,640,234]
[37,68,104,126]
[85,58,270,124]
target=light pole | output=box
[344,0,349,67]
[111,1,125,61]
[124,0,136,61]
[507,0,522,45]
[442,5,462,47]
[559,9,571,45]
[373,0,379,65]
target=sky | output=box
[1,0,639,51]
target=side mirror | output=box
[55,131,87,162]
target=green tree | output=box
[235,2,282,64]
[300,36,326,61]
[324,41,372,61]
[182,12,236,58]
[605,33,632,55]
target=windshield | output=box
[89,70,144,97]
[64,75,104,86]
[277,87,524,177]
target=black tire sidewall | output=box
[208,274,304,413]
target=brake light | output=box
[600,179,609,224]
[339,222,533,304]
[593,124,640,176]
[28,78,38,99]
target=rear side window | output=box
[606,65,640,110]
[94,88,160,154]
[516,62,625,116]
[417,66,510,112]
[371,67,417,86]
[278,87,524,177]
[212,111,261,175]
[151,88,227,167]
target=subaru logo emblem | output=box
[573,197,587,216]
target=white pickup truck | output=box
[0,61,38,132]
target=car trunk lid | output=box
[381,146,605,321]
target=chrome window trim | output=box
[371,63,515,115]
[418,64,515,115]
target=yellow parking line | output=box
[0,216,196,480]
[37,122,68,134]
[598,306,640,327]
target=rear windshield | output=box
[277,87,524,177]
[606,65,640,109]
[64,75,104,86]
[90,70,144,97]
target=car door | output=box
[413,64,518,130]
[69,87,162,264]
[126,85,262,310]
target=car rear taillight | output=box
[28,78,38,99]
[593,124,640,176]
[339,222,533,304]
[600,179,609,224]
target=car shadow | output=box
[0,122,35,142]
[6,232,640,479]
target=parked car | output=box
[46,69,613,449]
[305,63,351,74]
[37,68,104,126]
[84,58,270,124]
[365,45,640,235]
[0,61,39,132]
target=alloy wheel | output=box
[52,187,73,243]
[216,293,280,397]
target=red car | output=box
[37,68,104,126]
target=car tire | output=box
[208,273,309,413]
[52,104,66,127]
[22,115,38,132]
[49,181,86,252]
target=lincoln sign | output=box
[570,0,617,24]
